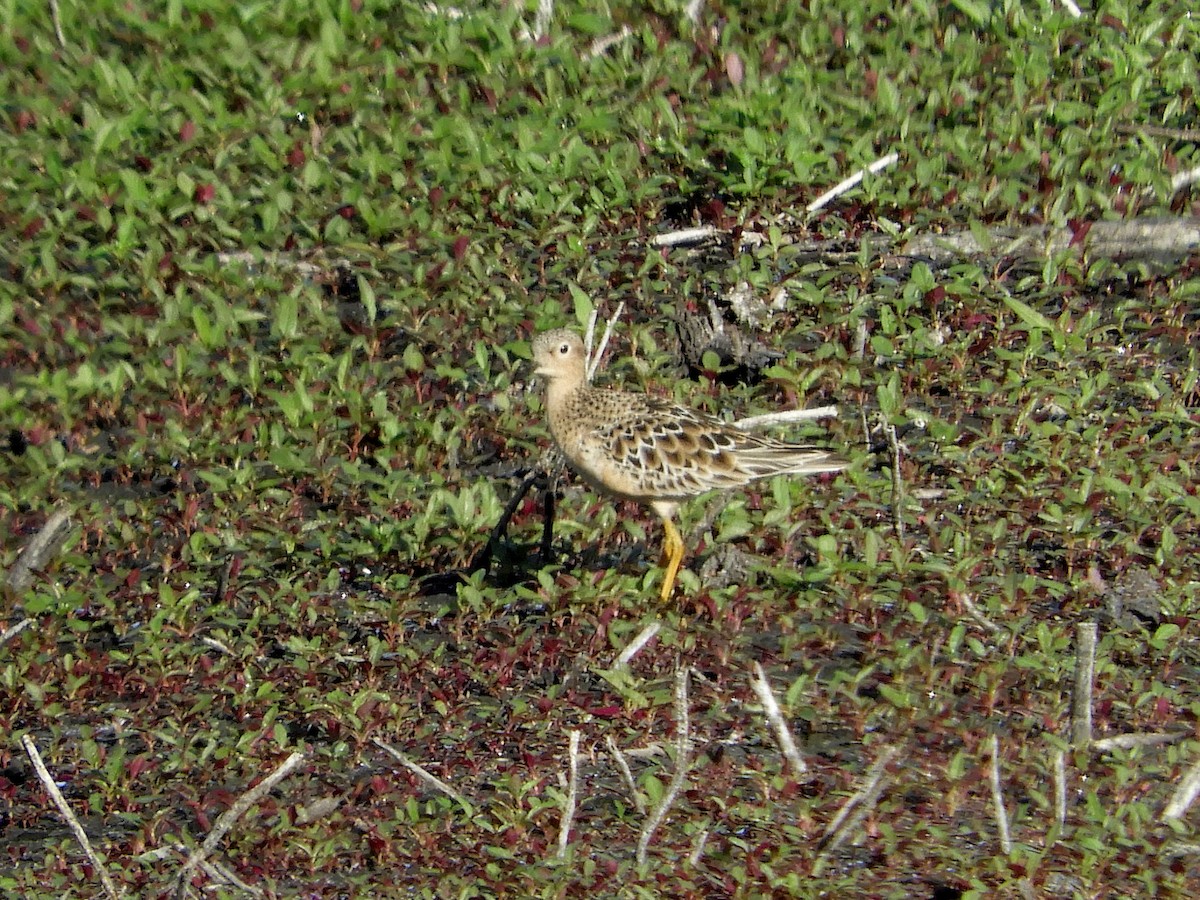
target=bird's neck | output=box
[544,378,585,431]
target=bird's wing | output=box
[579,396,773,500]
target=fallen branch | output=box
[903,216,1200,267]
[1092,731,1186,753]
[6,507,73,594]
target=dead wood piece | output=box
[903,217,1200,267]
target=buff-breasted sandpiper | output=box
[532,328,846,601]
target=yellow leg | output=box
[658,516,684,602]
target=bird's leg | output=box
[658,516,685,602]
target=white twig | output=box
[583,26,632,61]
[613,621,661,670]
[1093,731,1186,752]
[807,152,900,213]
[22,735,121,900]
[851,318,868,359]
[557,730,581,857]
[6,506,73,593]
[683,0,706,25]
[688,828,710,866]
[750,661,807,777]
[988,734,1012,854]
[1053,749,1067,829]
[587,301,625,382]
[1164,756,1200,821]
[193,854,263,896]
[636,668,691,865]
[423,3,465,20]
[885,422,904,539]
[373,740,471,812]
[173,751,307,898]
[525,0,553,40]
[735,406,839,429]
[1170,164,1200,195]
[1,617,34,648]
[819,744,901,853]
[198,636,233,656]
[1058,0,1082,18]
[584,308,599,366]
[49,0,66,49]
[1071,622,1097,748]
[606,735,645,814]
[649,226,720,248]
[960,593,1004,635]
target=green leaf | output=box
[569,284,594,328]
[1003,295,1055,332]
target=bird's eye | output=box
[558,343,570,355]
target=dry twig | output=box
[1092,732,1186,752]
[6,507,73,594]
[636,668,691,866]
[807,153,899,213]
[649,226,720,248]
[606,735,646,814]
[1053,748,1067,830]
[818,744,901,855]
[735,406,839,429]
[172,751,306,898]
[884,422,904,539]
[49,0,67,49]
[988,734,1012,854]
[749,661,807,777]
[613,621,661,670]
[557,730,582,857]
[584,301,625,383]
[22,734,121,899]
[1164,772,1200,823]
[583,26,632,61]
[1071,622,1097,748]
[1,617,34,648]
[960,593,1005,635]
[374,739,471,813]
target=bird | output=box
[532,327,846,602]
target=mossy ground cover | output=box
[1,0,1198,896]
